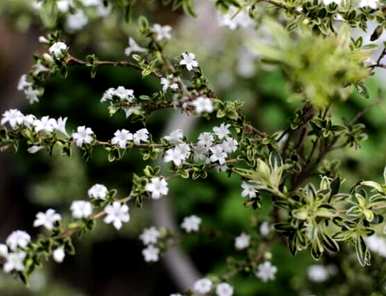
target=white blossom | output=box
[164,147,186,166]
[151,24,172,41]
[3,252,26,273]
[218,7,253,30]
[193,278,213,294]
[256,261,277,282]
[54,117,68,135]
[220,137,238,153]
[307,265,329,283]
[33,209,61,230]
[140,227,160,245]
[163,129,184,144]
[104,202,130,230]
[365,235,386,257]
[71,200,92,219]
[125,38,147,56]
[1,109,24,129]
[133,128,149,144]
[22,114,36,128]
[358,0,378,8]
[260,221,271,237]
[101,86,134,102]
[17,74,30,91]
[24,86,41,104]
[209,145,227,165]
[213,123,231,139]
[160,75,179,92]
[241,181,257,198]
[49,42,68,59]
[142,245,160,262]
[72,126,94,147]
[235,233,250,250]
[216,282,234,296]
[28,145,44,154]
[34,116,57,133]
[0,244,8,257]
[88,184,108,200]
[57,0,72,12]
[53,247,65,263]
[181,215,201,233]
[179,52,199,71]
[145,177,169,199]
[198,132,214,147]
[6,231,31,251]
[66,10,88,32]
[111,129,133,148]
[192,96,214,114]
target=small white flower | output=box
[142,245,160,262]
[72,126,94,147]
[307,265,329,283]
[179,52,199,71]
[260,221,271,237]
[34,116,57,133]
[34,209,61,230]
[111,129,133,148]
[66,10,88,32]
[17,74,30,91]
[88,184,108,200]
[241,181,257,198]
[22,114,36,128]
[213,123,230,139]
[53,247,65,263]
[220,137,238,153]
[164,147,187,166]
[216,282,234,296]
[151,24,172,41]
[191,97,214,114]
[57,0,72,12]
[104,202,130,230]
[125,37,147,57]
[358,0,378,8]
[115,86,135,101]
[256,261,277,282]
[1,109,24,129]
[145,177,169,199]
[163,129,184,144]
[71,200,92,219]
[0,244,8,257]
[160,75,179,92]
[6,231,31,251]
[365,235,386,257]
[24,86,41,104]
[140,227,161,245]
[209,145,227,165]
[133,128,149,144]
[181,215,201,233]
[193,278,213,294]
[235,233,250,250]
[218,7,253,30]
[3,252,26,273]
[198,132,214,147]
[49,42,68,59]
[54,117,68,135]
[28,145,44,154]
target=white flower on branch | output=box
[151,24,172,41]
[71,200,93,219]
[198,132,214,147]
[260,221,271,237]
[88,184,108,200]
[6,231,31,251]
[72,126,94,147]
[125,38,147,57]
[104,202,130,230]
[34,116,57,133]
[241,181,257,198]
[164,143,190,166]
[179,52,199,71]
[209,144,227,165]
[3,252,26,273]
[140,227,160,245]
[193,278,213,294]
[213,123,231,139]
[33,209,61,230]
[163,129,184,144]
[307,265,330,283]
[101,86,135,102]
[181,215,201,233]
[220,137,238,153]
[49,42,68,59]
[191,96,214,114]
[216,282,234,296]
[111,129,133,148]
[145,177,169,199]
[1,109,24,129]
[160,75,179,92]
[235,233,250,250]
[359,0,378,8]
[17,75,30,91]
[142,245,160,262]
[53,247,65,263]
[133,128,149,144]
[255,261,277,282]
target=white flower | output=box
[6,231,31,251]
[125,37,147,56]
[256,261,277,282]
[191,97,214,114]
[71,200,92,219]
[57,0,72,12]
[88,184,108,200]
[104,202,130,230]
[115,87,134,101]
[193,278,213,294]
[365,235,386,257]
[260,221,271,237]
[163,129,184,144]
[17,74,30,91]
[198,132,214,147]
[27,145,44,154]
[66,10,88,32]
[140,227,161,245]
[22,114,36,127]
[151,24,172,41]
[209,145,227,165]
[53,247,65,263]
[307,265,329,283]
[3,252,26,273]
[111,129,133,148]
[359,0,378,8]
[54,117,68,135]
[164,147,187,166]
[160,75,179,92]
[1,109,24,129]
[0,244,8,257]
[49,42,68,59]
[220,137,238,153]
[235,233,250,250]
[72,126,94,147]
[179,52,199,71]
[133,128,149,144]
[213,123,230,139]
[34,116,57,133]
[181,215,201,233]
[216,282,234,296]
[218,7,253,30]
[142,245,160,262]
[33,209,61,230]
[241,181,257,198]
[145,177,169,199]
[24,86,40,104]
